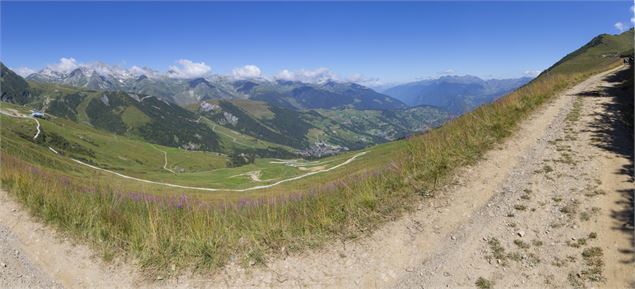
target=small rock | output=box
[450,236,456,240]
[11,209,16,212]
[156,276,163,281]
[571,237,576,241]
[1,262,6,268]
[496,259,501,264]
[170,264,176,271]
[249,260,256,266]
[517,231,526,237]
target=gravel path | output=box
[0,191,142,289]
[0,223,61,289]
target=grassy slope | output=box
[544,29,633,75]
[0,30,632,274]
[1,102,360,190]
[26,81,224,152]
[315,106,449,141]
[1,102,227,175]
[203,99,448,150]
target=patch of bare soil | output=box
[0,192,142,289]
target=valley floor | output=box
[0,66,633,288]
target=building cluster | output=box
[297,140,348,158]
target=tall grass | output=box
[0,61,622,274]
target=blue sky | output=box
[1,1,633,85]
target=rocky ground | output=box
[0,223,61,289]
[0,66,632,288]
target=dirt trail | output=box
[0,192,141,289]
[150,145,176,174]
[69,150,368,192]
[0,66,632,288]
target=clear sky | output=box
[1,1,633,84]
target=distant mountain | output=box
[382,75,532,115]
[237,79,406,110]
[3,64,447,155]
[196,98,446,151]
[25,63,405,110]
[26,65,240,104]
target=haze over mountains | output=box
[382,75,533,115]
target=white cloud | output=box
[232,65,262,79]
[129,65,159,78]
[13,67,36,77]
[168,59,212,78]
[424,69,459,78]
[631,5,635,24]
[347,73,368,83]
[276,69,294,80]
[47,57,79,73]
[346,73,382,86]
[274,67,338,83]
[615,22,626,32]
[523,70,542,77]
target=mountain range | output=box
[2,60,532,159]
[1,64,449,158]
[25,64,406,110]
[382,75,532,115]
[23,62,531,115]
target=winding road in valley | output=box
[69,151,368,192]
[150,145,177,174]
[1,66,633,288]
[0,108,40,140]
[0,107,369,192]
